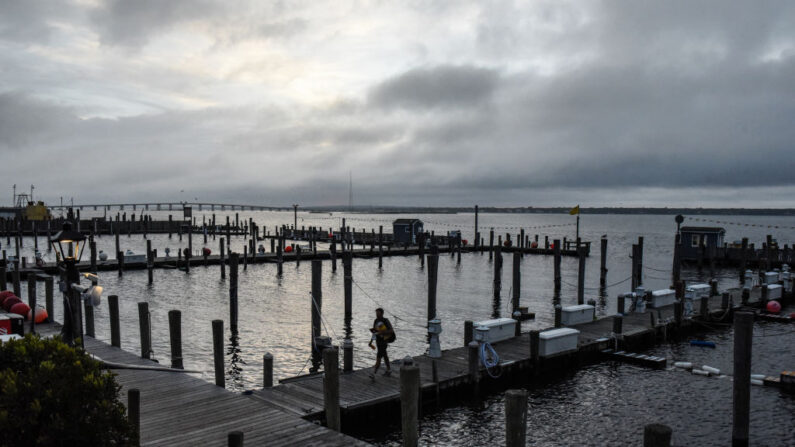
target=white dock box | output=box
[766,284,783,300]
[649,289,676,308]
[539,328,579,357]
[686,284,711,299]
[763,271,780,285]
[561,305,594,326]
[473,318,516,344]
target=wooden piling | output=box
[212,319,225,387]
[311,260,322,358]
[228,431,244,447]
[220,237,226,279]
[467,341,480,398]
[323,346,340,431]
[168,310,184,369]
[427,253,439,321]
[118,251,124,277]
[643,424,672,447]
[600,237,608,286]
[343,252,352,322]
[90,240,97,273]
[84,295,94,338]
[577,247,586,305]
[230,253,239,332]
[631,244,639,290]
[464,320,473,346]
[672,233,681,285]
[378,225,384,269]
[138,302,151,359]
[343,338,353,372]
[12,261,20,297]
[554,304,562,328]
[732,312,753,447]
[400,361,420,447]
[553,239,561,292]
[109,295,121,347]
[505,389,528,447]
[613,314,623,335]
[45,276,53,323]
[263,353,273,388]
[128,388,140,447]
[512,252,520,313]
[27,274,36,334]
[146,239,153,284]
[489,229,494,260]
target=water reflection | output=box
[226,331,245,390]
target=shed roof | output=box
[393,218,422,225]
[680,226,725,234]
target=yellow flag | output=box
[569,205,580,215]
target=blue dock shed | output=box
[393,218,424,245]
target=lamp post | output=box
[51,222,86,347]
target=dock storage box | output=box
[766,284,783,300]
[763,272,780,285]
[473,318,517,344]
[686,284,711,298]
[0,314,24,336]
[539,328,579,357]
[561,305,594,326]
[649,289,676,308]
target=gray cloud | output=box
[368,65,500,110]
[1,1,795,207]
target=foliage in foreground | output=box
[0,335,133,446]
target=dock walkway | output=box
[249,290,754,420]
[25,323,367,446]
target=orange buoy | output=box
[28,307,48,323]
[285,245,293,253]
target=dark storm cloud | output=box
[368,65,499,109]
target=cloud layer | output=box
[1,1,794,207]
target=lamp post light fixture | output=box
[50,222,88,347]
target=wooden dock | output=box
[25,322,368,446]
[248,288,766,429]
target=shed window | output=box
[691,235,700,247]
[405,227,410,233]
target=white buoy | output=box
[702,365,720,375]
[751,379,764,386]
[674,362,693,369]
[751,374,766,380]
[692,369,710,376]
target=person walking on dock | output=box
[368,308,395,379]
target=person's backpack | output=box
[385,332,396,343]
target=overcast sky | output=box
[2,1,794,207]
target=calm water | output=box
[8,211,795,445]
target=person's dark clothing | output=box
[373,317,393,359]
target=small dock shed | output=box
[680,226,725,258]
[393,218,423,245]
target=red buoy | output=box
[3,296,22,312]
[10,301,31,318]
[766,300,782,314]
[462,239,468,246]
[203,247,212,256]
[0,291,17,307]
[504,240,512,247]
[285,245,293,253]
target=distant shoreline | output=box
[307,207,795,216]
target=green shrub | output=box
[0,335,133,446]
